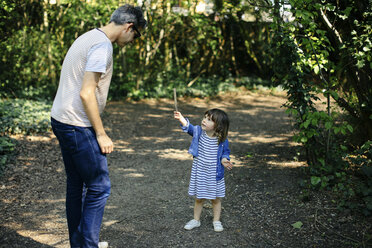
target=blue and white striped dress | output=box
[188,131,225,199]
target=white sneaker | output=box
[98,241,108,248]
[184,219,201,230]
[213,221,223,232]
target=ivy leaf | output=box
[311,176,321,186]
[356,60,365,68]
[311,118,318,126]
[292,221,303,229]
[245,153,253,158]
[347,125,353,133]
[325,122,332,130]
[314,66,319,74]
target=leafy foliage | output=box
[0,136,16,172]
[0,0,274,100]
[0,0,116,100]
[0,98,51,173]
[348,141,372,215]
[0,99,51,135]
[270,0,372,214]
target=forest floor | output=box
[0,90,371,248]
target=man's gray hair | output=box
[110,4,147,29]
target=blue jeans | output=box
[51,118,111,248]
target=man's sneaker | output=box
[213,221,223,232]
[98,242,108,248]
[184,219,201,230]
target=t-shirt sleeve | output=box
[85,42,112,73]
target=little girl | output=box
[174,108,233,232]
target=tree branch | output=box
[187,69,206,87]
[333,96,359,119]
[319,8,343,44]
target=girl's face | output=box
[201,115,215,132]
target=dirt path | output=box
[1,91,371,247]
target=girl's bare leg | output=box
[194,199,204,221]
[211,198,222,222]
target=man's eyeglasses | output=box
[132,25,141,39]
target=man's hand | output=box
[97,133,114,154]
[174,111,188,127]
[221,158,233,170]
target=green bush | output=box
[0,136,16,172]
[0,136,15,154]
[0,98,51,135]
[127,72,245,100]
[348,141,372,215]
[0,98,51,173]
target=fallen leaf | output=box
[292,221,303,229]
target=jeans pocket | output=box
[53,126,78,153]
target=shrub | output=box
[0,136,16,172]
[0,98,51,174]
[0,98,51,135]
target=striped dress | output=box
[188,131,225,199]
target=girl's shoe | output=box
[98,242,108,248]
[213,221,223,232]
[184,219,201,230]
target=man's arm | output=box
[80,71,113,154]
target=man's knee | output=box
[101,181,111,198]
[88,180,111,199]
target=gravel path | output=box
[1,91,371,247]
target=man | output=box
[51,4,147,248]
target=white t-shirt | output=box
[51,29,113,127]
[86,42,112,73]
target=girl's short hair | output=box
[110,4,147,29]
[205,109,229,144]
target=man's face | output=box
[116,23,141,48]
